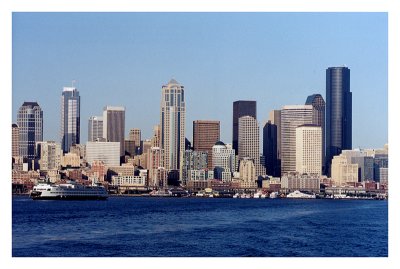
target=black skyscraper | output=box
[232,100,256,154]
[263,121,279,177]
[326,66,352,176]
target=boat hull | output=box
[31,195,107,201]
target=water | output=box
[12,196,388,257]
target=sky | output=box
[12,12,388,148]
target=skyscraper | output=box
[305,94,326,174]
[238,116,264,176]
[103,106,125,157]
[60,87,80,153]
[160,79,185,173]
[88,116,103,142]
[232,100,256,155]
[263,120,278,176]
[17,102,43,161]
[280,105,314,175]
[295,125,322,176]
[128,128,141,155]
[326,66,352,176]
[12,124,20,159]
[193,120,220,170]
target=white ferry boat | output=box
[286,190,316,199]
[30,182,108,200]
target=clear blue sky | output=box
[12,12,388,148]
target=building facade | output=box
[295,125,322,176]
[17,102,43,161]
[86,141,120,167]
[326,66,352,176]
[160,79,186,174]
[60,87,80,153]
[36,141,62,171]
[88,116,103,142]
[331,154,358,187]
[103,106,125,156]
[193,120,220,170]
[280,105,314,175]
[182,150,208,185]
[232,100,257,155]
[128,128,141,155]
[212,141,235,181]
[12,124,20,159]
[281,172,320,193]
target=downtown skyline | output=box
[12,12,388,148]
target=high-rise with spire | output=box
[60,87,80,153]
[160,79,186,175]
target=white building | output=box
[331,154,358,186]
[160,79,185,173]
[238,115,264,177]
[88,116,103,142]
[281,105,313,175]
[212,141,235,181]
[36,141,62,171]
[86,141,120,167]
[281,172,320,193]
[111,175,146,187]
[296,125,322,176]
[239,158,257,189]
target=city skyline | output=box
[12,13,387,149]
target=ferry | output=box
[30,182,108,200]
[286,190,316,199]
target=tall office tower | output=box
[305,94,326,173]
[232,100,257,155]
[296,125,322,176]
[238,116,264,176]
[128,128,141,154]
[212,141,235,181]
[160,79,185,173]
[193,120,220,170]
[88,116,103,142]
[151,125,161,147]
[103,106,125,156]
[326,66,352,176]
[60,87,80,153]
[12,124,20,159]
[17,102,43,161]
[280,105,313,175]
[269,110,281,159]
[36,141,62,171]
[263,121,278,176]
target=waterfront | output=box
[12,196,387,257]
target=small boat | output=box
[269,192,279,199]
[286,190,316,199]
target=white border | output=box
[1,1,398,269]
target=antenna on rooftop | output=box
[72,80,76,88]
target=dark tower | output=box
[232,100,256,155]
[326,66,352,176]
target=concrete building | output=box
[326,66,352,176]
[280,105,314,175]
[193,120,220,170]
[160,79,186,174]
[88,160,106,182]
[238,115,264,177]
[239,158,258,189]
[12,124,20,159]
[103,106,125,156]
[128,128,141,155]
[60,87,80,153]
[111,175,146,189]
[232,100,257,155]
[188,170,214,181]
[281,172,320,193]
[296,125,322,176]
[212,141,235,181]
[36,141,62,171]
[61,152,80,168]
[88,116,103,142]
[86,141,120,167]
[305,94,326,173]
[147,147,164,188]
[331,154,358,187]
[17,102,43,161]
[182,150,208,185]
[340,150,374,181]
[151,125,161,148]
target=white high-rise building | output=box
[86,141,120,167]
[296,125,322,176]
[238,115,264,176]
[160,79,185,174]
[281,105,314,175]
[88,116,103,142]
[103,106,125,156]
[331,154,358,187]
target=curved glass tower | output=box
[326,66,352,176]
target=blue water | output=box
[12,196,388,257]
